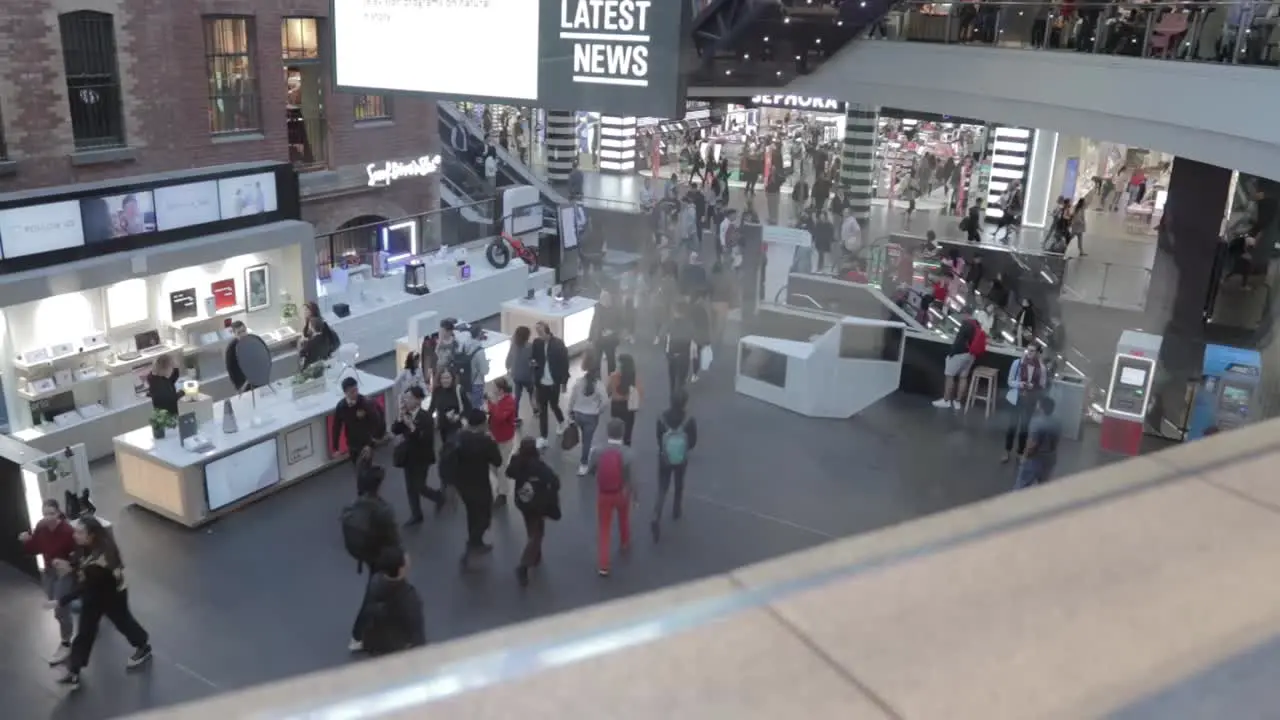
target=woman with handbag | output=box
[391,386,444,525]
[507,437,561,588]
[567,351,608,476]
[607,353,641,446]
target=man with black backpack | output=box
[342,462,401,653]
[452,329,489,409]
[355,546,426,656]
[651,390,698,543]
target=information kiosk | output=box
[1100,330,1161,455]
[1188,344,1262,440]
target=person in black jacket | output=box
[54,516,152,688]
[663,302,696,399]
[426,368,470,447]
[224,321,250,392]
[449,409,504,569]
[347,465,401,653]
[300,316,337,369]
[357,546,426,655]
[507,436,561,587]
[146,353,180,416]
[651,390,698,543]
[331,377,384,467]
[812,210,835,271]
[392,386,444,525]
[530,321,569,449]
[589,290,623,375]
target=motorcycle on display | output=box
[485,232,539,271]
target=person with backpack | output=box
[331,377,386,467]
[355,546,426,656]
[587,418,635,577]
[507,437,562,587]
[651,389,698,543]
[451,408,505,569]
[453,329,489,408]
[343,463,401,652]
[391,386,444,526]
[933,315,985,410]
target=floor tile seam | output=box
[732,574,905,720]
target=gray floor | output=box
[0,313,1151,718]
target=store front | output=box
[874,110,989,216]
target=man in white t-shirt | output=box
[841,213,863,257]
[717,209,739,264]
[483,150,498,184]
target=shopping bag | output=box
[699,345,714,372]
[560,423,581,451]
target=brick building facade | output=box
[0,0,439,237]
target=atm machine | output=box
[1187,344,1262,440]
[1100,330,1161,456]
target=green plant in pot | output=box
[149,409,176,439]
[291,361,326,385]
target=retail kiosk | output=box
[393,310,514,386]
[112,373,393,528]
[736,316,906,418]
[0,163,310,462]
[499,295,597,355]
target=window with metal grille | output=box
[58,11,125,150]
[281,18,320,60]
[205,17,261,134]
[354,95,392,122]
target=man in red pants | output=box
[588,418,635,576]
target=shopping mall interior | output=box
[5,0,1280,717]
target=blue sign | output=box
[1188,344,1262,439]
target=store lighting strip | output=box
[382,220,418,263]
[599,116,637,173]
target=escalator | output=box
[687,0,893,87]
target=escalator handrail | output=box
[438,141,496,201]
[438,103,568,206]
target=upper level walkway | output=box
[690,0,1280,180]
[132,417,1280,719]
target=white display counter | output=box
[112,373,393,527]
[395,330,513,386]
[736,316,906,418]
[499,295,597,355]
[322,260,553,361]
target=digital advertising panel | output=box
[332,0,688,118]
[80,190,157,244]
[154,180,222,231]
[0,200,86,259]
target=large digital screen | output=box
[330,0,687,117]
[740,344,788,388]
[205,438,280,511]
[217,172,279,219]
[154,180,222,231]
[0,200,85,259]
[80,190,157,244]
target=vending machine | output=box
[1100,330,1161,456]
[1187,344,1261,440]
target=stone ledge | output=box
[211,132,265,145]
[353,119,394,129]
[69,146,138,167]
[0,159,16,177]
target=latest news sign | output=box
[331,0,688,119]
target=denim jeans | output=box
[573,411,601,465]
[1014,457,1055,490]
[42,567,75,643]
[469,383,485,408]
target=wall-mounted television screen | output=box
[739,344,788,388]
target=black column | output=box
[1146,158,1231,432]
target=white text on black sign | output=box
[561,0,652,88]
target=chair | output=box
[1148,11,1189,58]
[966,366,1000,418]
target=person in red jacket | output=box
[19,498,78,661]
[487,377,519,508]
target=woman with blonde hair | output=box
[146,353,180,415]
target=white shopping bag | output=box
[699,345,714,372]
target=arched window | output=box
[59,11,125,149]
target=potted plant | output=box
[149,409,175,439]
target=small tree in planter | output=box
[149,409,176,439]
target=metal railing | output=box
[1062,257,1154,311]
[312,199,494,278]
[875,0,1280,65]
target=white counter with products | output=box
[499,295,597,355]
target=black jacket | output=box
[147,368,180,416]
[446,427,503,496]
[300,332,333,369]
[950,318,976,356]
[590,303,623,344]
[361,574,426,654]
[665,315,696,356]
[425,384,470,435]
[331,395,383,452]
[506,454,561,515]
[656,409,698,461]
[391,408,436,467]
[531,336,570,386]
[225,339,247,391]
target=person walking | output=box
[54,516,153,688]
[589,291,624,375]
[663,303,696,400]
[507,437,562,587]
[1014,396,1063,489]
[568,354,609,476]
[651,390,698,542]
[587,419,636,577]
[330,377,386,468]
[505,326,536,425]
[531,321,570,449]
[391,386,444,526]
[426,368,470,448]
[354,546,426,656]
[1068,197,1088,256]
[446,409,504,570]
[607,353,641,446]
[1002,344,1047,463]
[486,378,518,507]
[19,499,77,662]
[343,463,401,653]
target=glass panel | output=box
[354,94,392,121]
[205,17,260,133]
[58,11,125,149]
[281,17,319,60]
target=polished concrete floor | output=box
[0,309,1144,718]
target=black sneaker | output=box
[475,543,494,555]
[56,672,80,689]
[650,520,661,543]
[126,645,152,669]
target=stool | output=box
[966,366,999,418]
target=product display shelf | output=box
[170,305,246,330]
[13,344,112,372]
[182,326,299,357]
[16,373,106,402]
[102,346,183,373]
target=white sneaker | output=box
[50,644,70,664]
[347,638,364,652]
[577,464,589,476]
[555,425,565,437]
[952,401,962,410]
[690,374,700,383]
[931,398,951,408]
[535,437,547,450]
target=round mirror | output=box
[234,334,273,389]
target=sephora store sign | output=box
[750,95,846,112]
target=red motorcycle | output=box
[486,231,539,271]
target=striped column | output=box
[839,104,879,228]
[983,126,1034,223]
[598,115,637,173]
[545,110,577,183]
